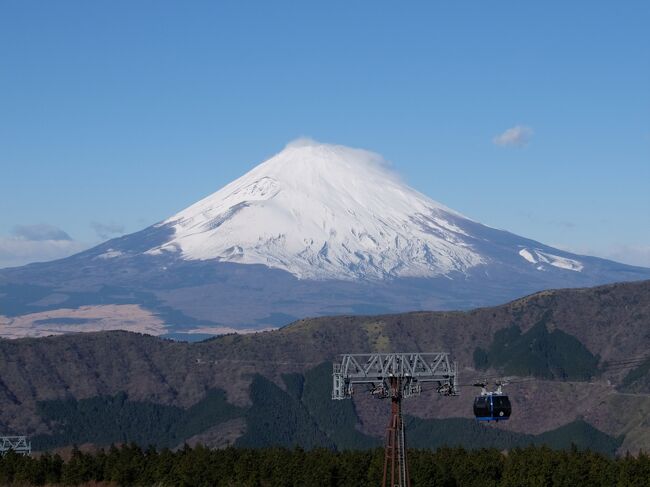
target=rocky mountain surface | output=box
[1,280,648,454]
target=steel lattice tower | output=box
[332,353,458,487]
[0,436,31,456]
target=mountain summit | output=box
[1,140,649,338]
[147,139,588,281]
[149,139,483,279]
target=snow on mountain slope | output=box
[147,139,489,279]
[519,248,584,272]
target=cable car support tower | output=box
[332,353,458,487]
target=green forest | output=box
[473,320,600,380]
[34,389,242,450]
[1,444,649,486]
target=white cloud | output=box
[0,224,90,268]
[13,224,71,241]
[283,137,393,170]
[285,136,320,149]
[493,125,533,147]
[0,237,90,269]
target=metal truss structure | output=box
[332,353,458,487]
[0,436,31,456]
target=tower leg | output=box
[382,378,410,487]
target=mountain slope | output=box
[0,280,648,453]
[1,140,649,336]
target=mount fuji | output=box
[2,139,649,339]
[149,139,485,280]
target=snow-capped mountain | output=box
[1,139,649,338]
[147,139,485,280]
[143,139,591,280]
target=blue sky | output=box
[1,1,649,268]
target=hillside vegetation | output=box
[34,390,241,450]
[0,280,648,454]
[473,320,600,380]
[28,363,621,456]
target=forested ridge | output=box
[1,444,649,486]
[1,280,649,453]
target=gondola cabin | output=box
[473,393,511,421]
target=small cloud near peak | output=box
[284,136,321,149]
[493,125,533,148]
[283,137,390,166]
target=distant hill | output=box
[0,280,648,454]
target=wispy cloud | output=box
[0,224,88,269]
[285,136,320,149]
[12,224,71,241]
[493,125,533,147]
[91,221,125,240]
[283,137,394,174]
